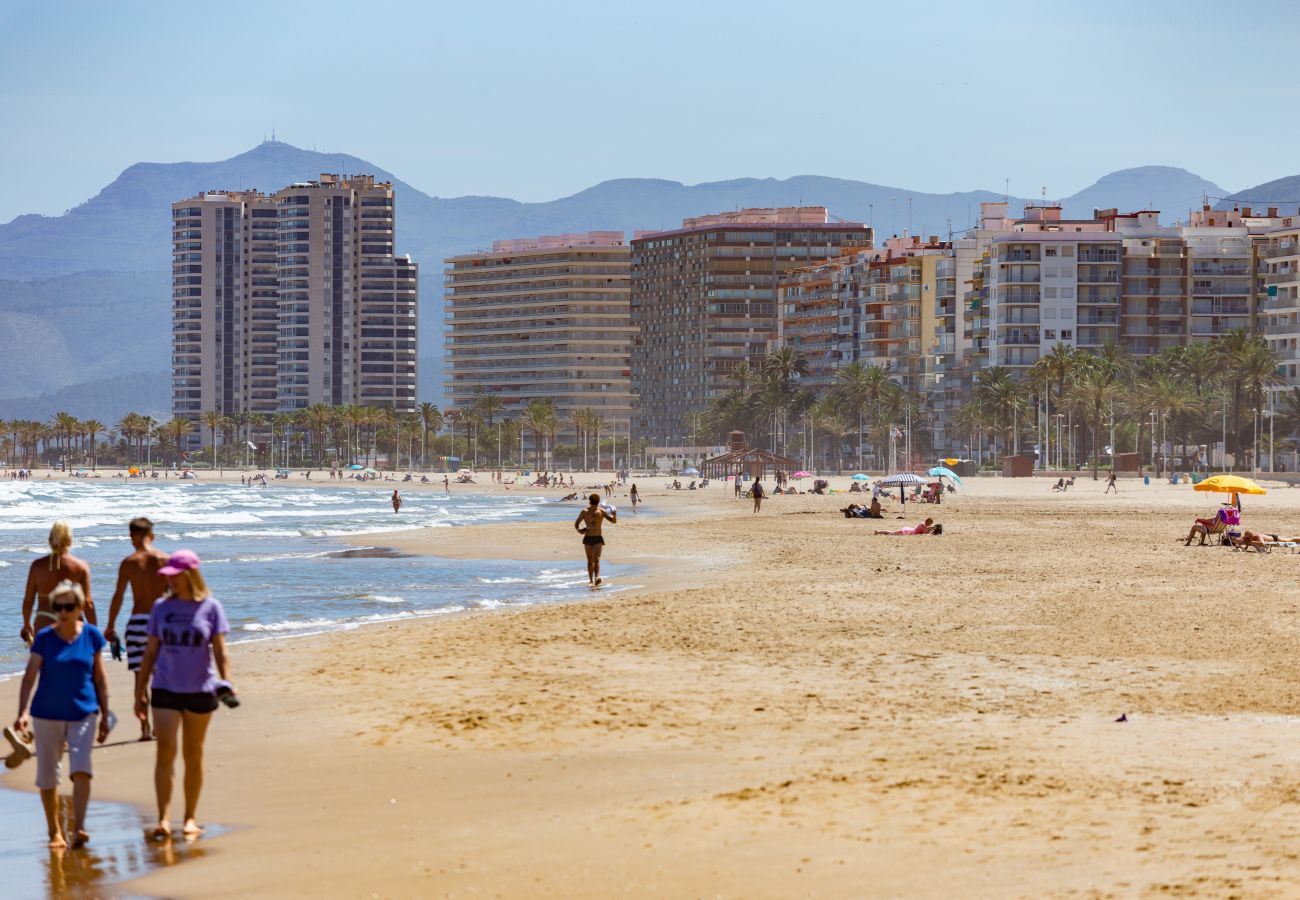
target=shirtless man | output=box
[104,517,168,740]
[21,521,94,645]
[574,493,616,587]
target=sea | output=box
[0,478,631,677]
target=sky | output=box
[2,0,1299,223]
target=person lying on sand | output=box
[874,518,940,535]
[841,498,884,519]
[1229,530,1270,552]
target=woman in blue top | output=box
[12,579,111,849]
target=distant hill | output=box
[1060,166,1226,222]
[0,370,168,422]
[0,271,168,397]
[1216,174,1300,216]
[0,141,1242,418]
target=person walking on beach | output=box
[391,490,402,514]
[22,522,94,646]
[629,483,639,512]
[1105,471,1118,494]
[751,479,765,514]
[134,550,235,840]
[13,579,111,849]
[734,476,743,499]
[444,475,450,493]
[105,517,169,741]
[574,494,616,587]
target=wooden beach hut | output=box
[700,431,798,481]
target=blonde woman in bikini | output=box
[21,522,94,646]
[574,493,616,587]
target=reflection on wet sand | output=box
[0,781,223,898]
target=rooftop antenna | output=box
[1004,178,1009,202]
[908,197,913,236]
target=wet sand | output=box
[7,474,1300,896]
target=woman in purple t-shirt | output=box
[134,549,234,840]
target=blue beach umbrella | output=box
[349,464,364,470]
[851,474,870,481]
[928,466,962,487]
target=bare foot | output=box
[182,818,203,837]
[48,832,67,849]
[149,820,171,841]
[72,829,89,849]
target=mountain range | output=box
[0,140,1284,421]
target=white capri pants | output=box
[32,715,97,790]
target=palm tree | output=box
[83,419,104,470]
[523,398,558,470]
[202,410,223,469]
[166,416,193,466]
[727,361,756,394]
[1067,353,1123,480]
[832,361,879,468]
[417,402,442,468]
[473,392,504,428]
[973,366,1026,464]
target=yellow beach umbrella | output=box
[1193,475,1266,496]
[1194,474,1266,510]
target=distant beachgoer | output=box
[1105,471,1118,494]
[630,483,639,511]
[135,550,234,840]
[574,494,616,587]
[444,475,450,493]
[12,579,111,849]
[874,518,937,536]
[22,522,94,646]
[734,477,743,499]
[391,490,402,514]
[752,479,765,513]
[105,517,169,741]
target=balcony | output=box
[999,250,1040,262]
[1191,301,1249,316]
[1078,251,1120,263]
[997,311,1041,325]
[1000,329,1040,346]
[1078,271,1120,284]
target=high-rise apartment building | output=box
[172,174,418,447]
[272,175,417,412]
[171,190,279,427]
[443,232,634,454]
[631,208,871,444]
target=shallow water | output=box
[0,480,633,676]
[0,766,227,899]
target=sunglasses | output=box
[52,602,79,613]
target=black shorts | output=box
[151,688,219,714]
[582,535,605,547]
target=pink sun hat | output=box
[158,549,202,577]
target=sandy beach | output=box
[7,472,1300,897]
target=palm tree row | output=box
[699,352,923,472]
[954,330,1287,477]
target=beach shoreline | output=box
[6,477,1300,896]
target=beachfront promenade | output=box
[5,473,1300,896]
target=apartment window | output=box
[1045,329,1057,340]
[1061,246,1074,257]
[1062,287,1075,298]
[1045,247,1058,257]
[1045,308,1058,319]
[1044,287,1057,298]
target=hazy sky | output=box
[2,0,1297,223]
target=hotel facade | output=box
[443,232,634,452]
[630,208,872,444]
